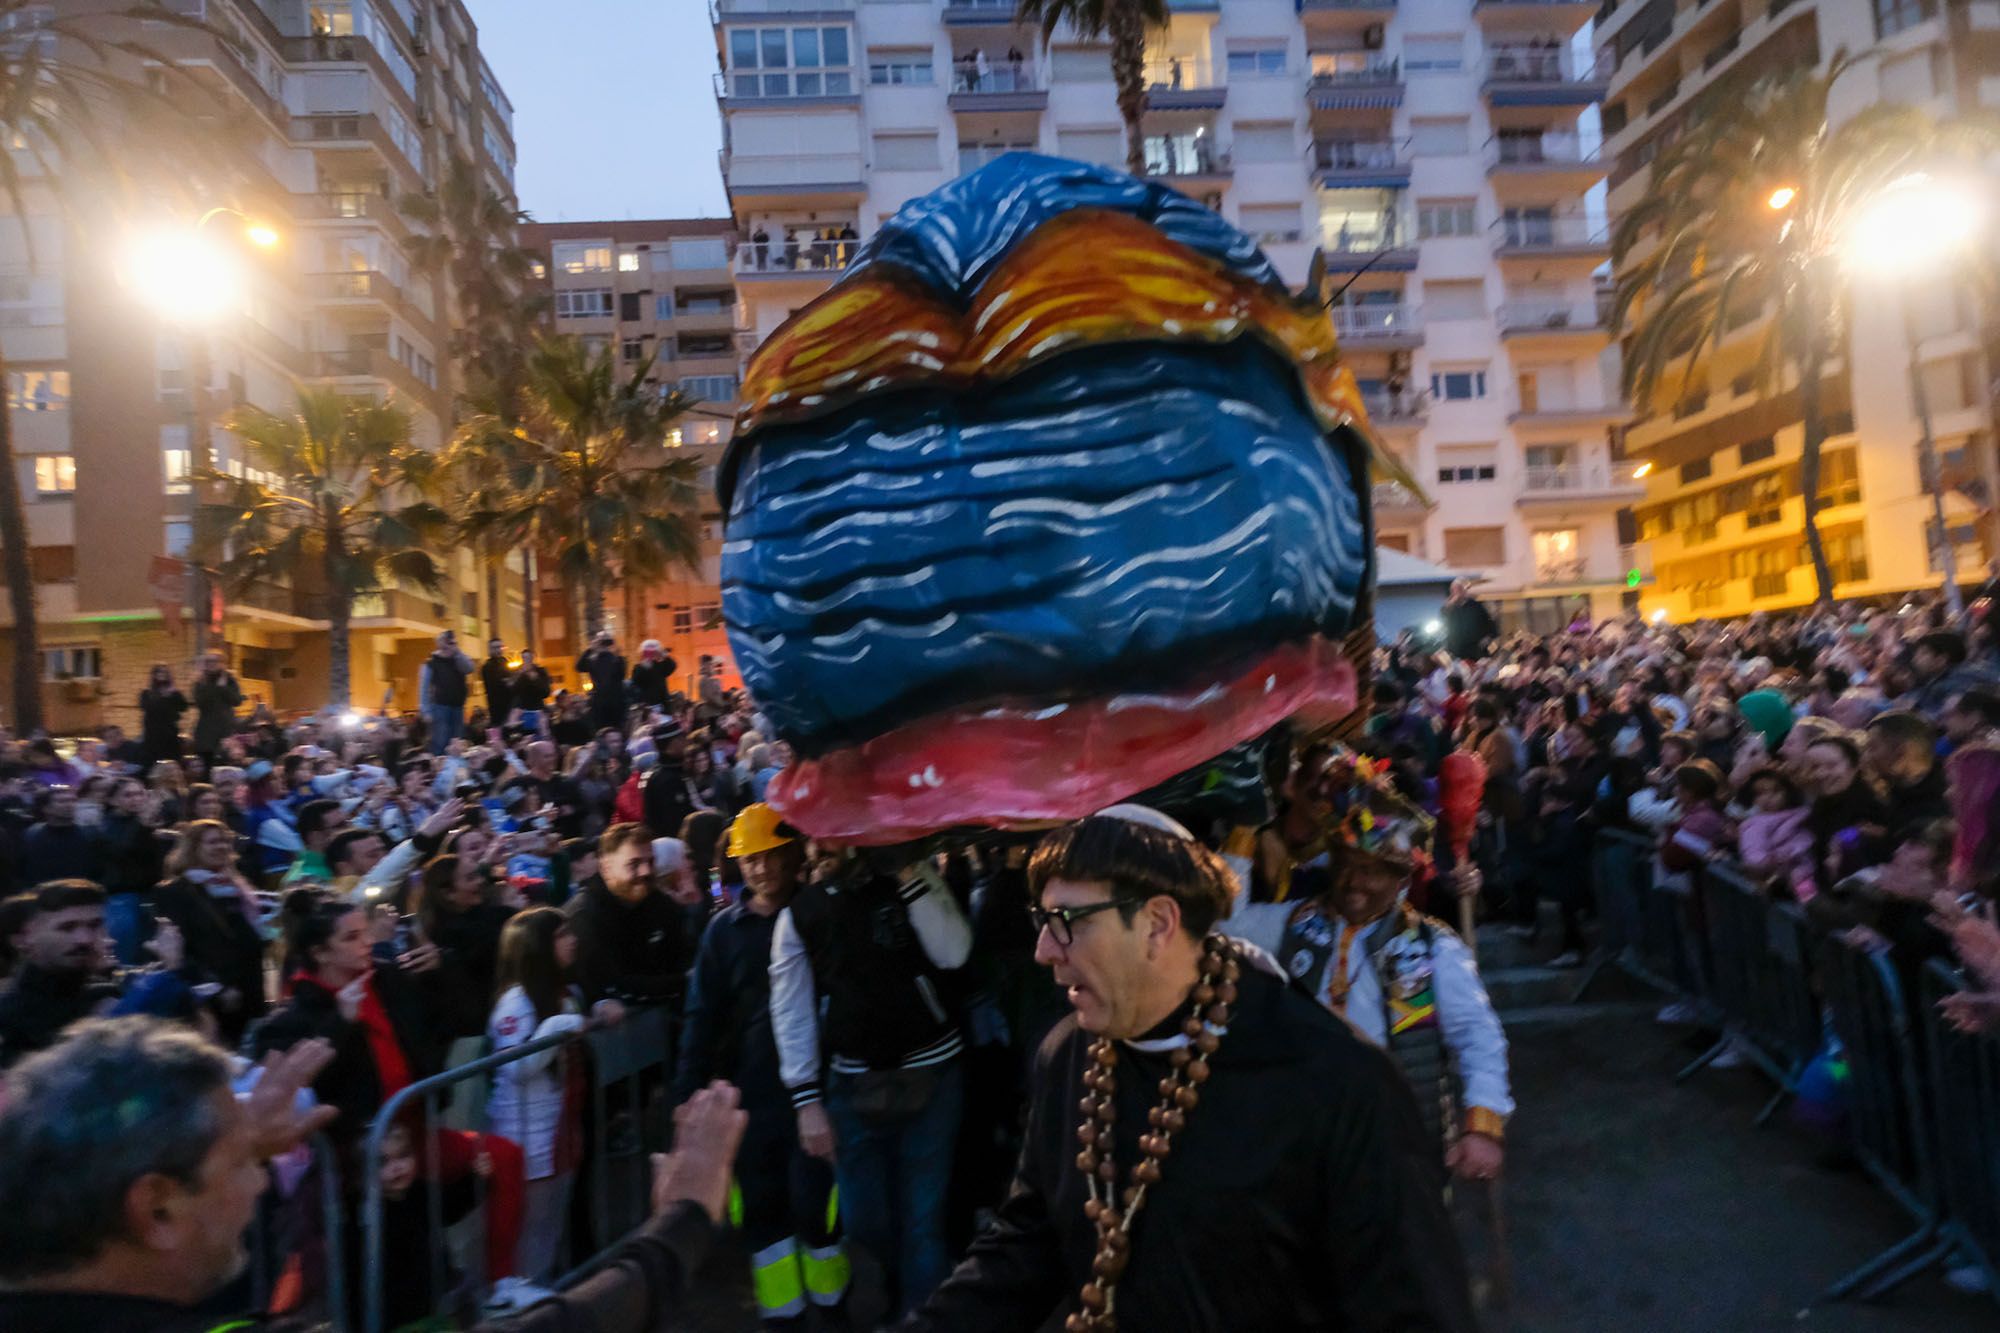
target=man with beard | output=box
[0,880,118,1069]
[1222,765,1512,1182]
[564,822,702,1015]
[896,807,1475,1333]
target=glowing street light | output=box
[1631,461,1653,479]
[1767,185,1797,211]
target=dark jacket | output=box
[93,814,163,896]
[151,874,269,1044]
[1441,595,1499,660]
[425,900,515,1039]
[138,688,189,762]
[191,670,244,754]
[0,1200,715,1333]
[563,877,701,1009]
[577,649,629,720]
[0,963,117,1068]
[514,666,554,713]
[20,821,97,885]
[1883,762,1950,841]
[481,654,515,720]
[899,965,1477,1333]
[673,902,787,1118]
[245,968,443,1142]
[641,763,699,844]
[629,655,676,710]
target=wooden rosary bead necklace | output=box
[1066,934,1240,1333]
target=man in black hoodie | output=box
[1863,709,1951,839]
[482,639,516,727]
[565,822,702,1016]
[0,880,116,1069]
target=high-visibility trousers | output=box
[731,1125,848,1325]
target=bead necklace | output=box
[1067,934,1241,1333]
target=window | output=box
[868,48,934,85]
[1743,472,1785,527]
[1409,118,1471,155]
[7,369,67,410]
[619,292,642,322]
[1417,199,1477,239]
[552,241,612,274]
[1738,436,1775,466]
[696,602,721,628]
[1819,448,1862,506]
[33,453,73,495]
[671,606,693,634]
[725,24,854,97]
[654,294,676,321]
[1423,279,1486,320]
[669,236,729,270]
[1874,0,1936,38]
[163,448,190,494]
[164,520,191,558]
[555,288,613,319]
[1532,529,1581,582]
[679,333,731,356]
[1437,462,1498,483]
[622,338,648,362]
[1231,122,1296,164]
[617,251,641,273]
[1403,36,1463,73]
[1443,527,1506,567]
[41,645,99,680]
[680,375,739,402]
[1226,43,1287,78]
[1050,46,1112,82]
[872,132,939,171]
[1679,458,1711,484]
[1238,203,1302,244]
[528,258,546,280]
[1430,369,1488,401]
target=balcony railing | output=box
[1374,479,1429,513]
[318,349,374,376]
[1321,212,1413,253]
[1363,390,1431,423]
[1145,143,1229,177]
[1486,134,1602,167]
[1309,57,1401,86]
[311,191,407,234]
[1483,46,1613,84]
[722,151,866,190]
[1492,215,1609,250]
[951,65,1038,94]
[712,0,854,15]
[1142,58,1219,91]
[1313,138,1405,171]
[1533,557,1589,585]
[1331,303,1420,339]
[715,67,858,100]
[307,270,405,304]
[736,237,856,275]
[1521,463,1641,495]
[1299,0,1398,11]
[1497,300,1605,331]
[959,144,1036,172]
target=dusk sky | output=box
[476,1,729,223]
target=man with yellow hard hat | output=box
[673,805,850,1329]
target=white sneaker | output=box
[484,1277,555,1312]
[1549,949,1584,969]
[1655,1001,1699,1025]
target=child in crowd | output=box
[1736,767,1815,900]
[352,1118,491,1329]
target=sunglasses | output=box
[1026,898,1123,947]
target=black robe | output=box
[899,963,1477,1332]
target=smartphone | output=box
[393,914,417,954]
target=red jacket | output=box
[614,773,645,826]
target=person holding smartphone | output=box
[421,630,478,755]
[577,632,629,734]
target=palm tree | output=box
[1015,0,1170,177]
[447,336,701,640]
[1611,56,1998,603]
[0,3,231,730]
[197,389,451,708]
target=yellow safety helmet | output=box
[727,803,798,859]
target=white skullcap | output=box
[652,836,689,875]
[1094,803,1196,842]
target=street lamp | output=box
[120,207,281,655]
[1843,172,1987,616]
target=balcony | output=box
[1143,59,1226,110]
[1307,58,1403,111]
[1319,212,1417,270]
[1363,390,1431,431]
[1482,46,1612,104]
[1373,479,1431,519]
[735,237,856,284]
[1484,133,1604,187]
[1518,463,1646,504]
[1298,0,1399,24]
[1330,303,1421,347]
[712,0,854,15]
[307,269,416,318]
[315,347,435,401]
[1492,215,1610,259]
[942,0,1028,25]
[1312,138,1410,187]
[1144,141,1231,189]
[1496,300,1609,338]
[947,66,1047,114]
[292,113,424,181]
[1473,0,1599,31]
[1509,399,1628,428]
[306,190,411,239]
[720,150,867,205]
[714,67,859,108]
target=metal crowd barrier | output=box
[1572,828,1684,1002]
[1921,959,2000,1298]
[1677,865,1821,1125]
[245,1133,346,1325]
[1816,933,1947,1303]
[353,1006,676,1333]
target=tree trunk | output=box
[522,546,537,654]
[324,508,352,708]
[485,539,502,642]
[1109,4,1148,178]
[0,348,41,733]
[581,547,604,642]
[1797,350,1836,605]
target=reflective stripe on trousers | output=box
[750,1236,807,1319]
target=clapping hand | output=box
[244,1040,340,1159]
[651,1082,747,1223]
[147,920,185,971]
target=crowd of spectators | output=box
[3,589,2000,1326]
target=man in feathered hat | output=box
[1223,752,1513,1182]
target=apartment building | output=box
[714,0,1639,633]
[1600,0,2000,619]
[518,218,740,694]
[1,0,527,730]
